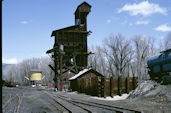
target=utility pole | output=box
[59,45,64,91]
[54,49,58,91]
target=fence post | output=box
[98,77,101,97]
[110,77,114,98]
[95,77,98,96]
[117,77,121,96]
[126,77,130,93]
[100,77,105,98]
[104,77,107,98]
[133,77,138,90]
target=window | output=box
[75,19,81,25]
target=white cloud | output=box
[3,58,18,64]
[106,19,111,24]
[154,24,171,32]
[118,1,166,16]
[136,20,149,25]
[20,20,28,24]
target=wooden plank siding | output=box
[70,76,138,98]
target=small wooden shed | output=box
[69,68,104,91]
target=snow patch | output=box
[69,68,92,80]
[91,94,129,101]
[128,80,159,99]
[68,91,78,94]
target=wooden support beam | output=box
[60,54,63,91]
[104,77,107,98]
[48,64,55,72]
[126,77,130,93]
[110,77,114,98]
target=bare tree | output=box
[132,35,157,81]
[88,46,98,70]
[95,46,108,77]
[164,32,171,50]
[39,57,54,84]
[158,32,171,51]
[88,46,108,77]
[2,57,54,85]
[159,39,165,52]
[104,34,133,77]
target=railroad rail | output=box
[3,93,24,113]
[16,94,24,113]
[43,92,70,113]
[57,93,142,113]
[45,91,143,113]
[45,92,95,113]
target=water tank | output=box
[148,51,171,66]
[30,71,42,81]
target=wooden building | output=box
[69,68,104,91]
[69,68,138,97]
[46,2,92,90]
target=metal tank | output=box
[30,70,42,87]
[147,49,171,84]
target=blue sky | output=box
[2,0,171,64]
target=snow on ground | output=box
[128,80,158,99]
[68,91,78,94]
[91,94,129,101]
[128,80,171,102]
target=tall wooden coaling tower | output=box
[46,2,91,90]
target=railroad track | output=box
[16,93,24,113]
[2,94,13,109]
[48,91,143,113]
[3,93,24,113]
[58,93,142,113]
[43,92,69,113]
[44,91,91,113]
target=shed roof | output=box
[69,68,103,80]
